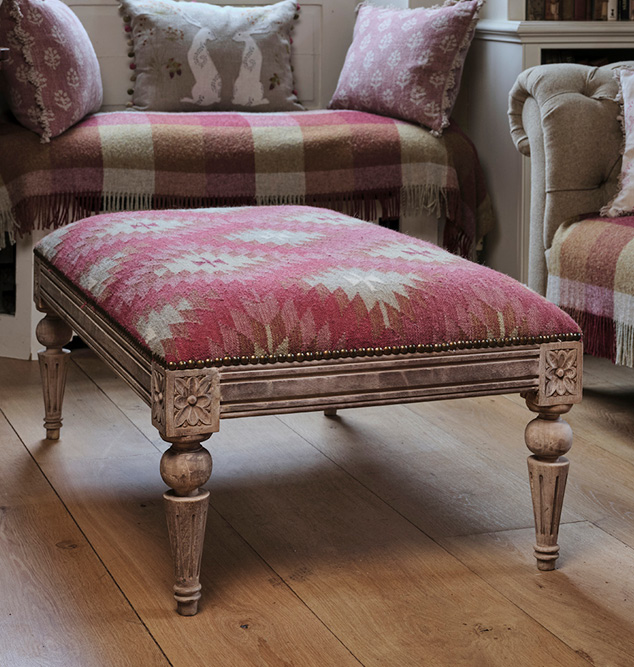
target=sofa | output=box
[509,62,634,367]
[0,0,493,360]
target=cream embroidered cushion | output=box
[121,0,303,112]
[602,68,634,217]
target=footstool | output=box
[33,205,583,616]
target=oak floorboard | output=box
[443,522,634,667]
[2,358,359,667]
[0,357,159,463]
[40,451,361,667]
[72,350,165,450]
[15,354,585,666]
[0,412,169,667]
[203,416,586,666]
[399,395,634,549]
[278,404,583,539]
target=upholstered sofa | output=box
[509,62,634,367]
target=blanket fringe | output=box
[443,221,474,259]
[616,321,634,368]
[562,307,617,363]
[3,183,469,250]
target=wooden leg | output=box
[324,408,338,417]
[524,398,573,571]
[36,311,73,440]
[160,435,213,616]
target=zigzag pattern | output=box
[37,205,580,364]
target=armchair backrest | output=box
[508,62,628,294]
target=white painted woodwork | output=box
[453,19,634,282]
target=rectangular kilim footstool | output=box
[33,205,583,616]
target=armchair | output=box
[509,62,634,367]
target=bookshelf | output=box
[452,10,634,283]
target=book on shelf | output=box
[544,0,560,19]
[562,0,575,18]
[526,0,546,19]
[527,0,633,17]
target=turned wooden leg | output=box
[524,398,573,571]
[36,311,73,440]
[160,434,213,616]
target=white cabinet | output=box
[453,17,634,282]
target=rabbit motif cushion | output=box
[120,0,303,112]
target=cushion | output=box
[328,0,482,136]
[121,0,303,112]
[35,205,580,366]
[0,0,103,142]
[601,67,634,217]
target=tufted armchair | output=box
[509,62,634,367]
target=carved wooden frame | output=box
[33,256,583,615]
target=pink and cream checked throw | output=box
[0,110,493,256]
[35,206,578,366]
[547,214,634,367]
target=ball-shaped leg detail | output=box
[525,415,573,461]
[160,444,212,497]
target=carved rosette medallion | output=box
[151,361,221,438]
[174,375,215,427]
[537,341,583,406]
[545,349,578,397]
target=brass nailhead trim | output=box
[162,333,582,371]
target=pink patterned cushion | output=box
[0,0,102,141]
[35,206,580,365]
[328,0,482,136]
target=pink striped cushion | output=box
[35,206,580,365]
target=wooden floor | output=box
[1,351,633,666]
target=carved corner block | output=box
[151,362,221,439]
[536,341,583,406]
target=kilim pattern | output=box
[36,205,580,366]
[547,214,634,367]
[0,110,493,255]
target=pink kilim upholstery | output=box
[35,206,580,366]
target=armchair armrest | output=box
[508,62,627,294]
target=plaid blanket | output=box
[547,214,634,366]
[0,109,493,256]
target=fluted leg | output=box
[160,434,213,616]
[524,397,573,571]
[36,311,73,440]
